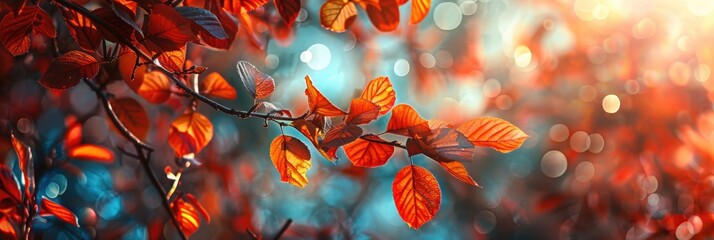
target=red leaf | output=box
[291,119,337,161]
[320,0,358,32]
[0,166,21,205]
[236,61,275,99]
[0,216,17,239]
[62,8,101,52]
[110,97,150,140]
[185,193,211,223]
[393,165,441,229]
[199,0,237,50]
[321,123,362,149]
[171,197,200,237]
[169,112,214,157]
[0,6,55,56]
[360,76,396,115]
[410,128,475,163]
[305,75,346,116]
[10,133,30,186]
[39,51,100,89]
[456,117,529,153]
[40,197,79,227]
[68,144,115,164]
[176,6,228,39]
[92,6,138,43]
[346,98,380,125]
[142,5,196,52]
[386,104,428,136]
[409,0,431,24]
[134,71,172,104]
[364,0,400,32]
[274,0,301,26]
[438,161,479,186]
[224,0,269,14]
[344,135,394,167]
[270,135,312,187]
[200,72,237,99]
[156,45,187,73]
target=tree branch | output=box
[359,134,408,149]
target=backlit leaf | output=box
[142,5,196,52]
[169,112,214,156]
[386,104,428,136]
[156,45,187,73]
[291,119,337,161]
[0,166,21,205]
[185,193,210,223]
[346,99,380,125]
[10,133,29,182]
[64,123,82,149]
[39,51,100,89]
[364,0,400,32]
[176,6,228,39]
[110,97,150,139]
[199,0,237,50]
[0,6,55,56]
[40,197,79,227]
[305,76,346,116]
[237,61,275,99]
[321,123,362,149]
[0,216,16,239]
[269,135,312,187]
[135,71,172,104]
[200,72,237,99]
[92,6,138,43]
[411,128,475,163]
[456,117,529,153]
[360,76,396,115]
[409,0,431,24]
[438,161,479,186]
[275,0,301,26]
[171,197,200,237]
[62,8,101,52]
[68,144,115,164]
[393,165,441,229]
[319,0,358,32]
[344,135,395,167]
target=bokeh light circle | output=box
[434,2,462,30]
[541,150,567,178]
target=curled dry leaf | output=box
[320,0,358,32]
[237,61,276,99]
[360,76,396,115]
[39,51,100,89]
[305,76,346,116]
[169,112,214,157]
[393,165,441,229]
[68,144,115,163]
[364,0,400,32]
[269,135,312,187]
[40,197,80,227]
[456,117,529,153]
[344,135,395,168]
[200,72,237,99]
[110,97,150,140]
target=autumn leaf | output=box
[393,165,441,229]
[386,104,429,136]
[185,193,210,223]
[321,123,363,149]
[291,119,337,161]
[237,61,275,99]
[109,98,150,140]
[156,45,187,73]
[319,0,358,32]
[360,76,396,115]
[438,161,479,187]
[409,128,475,163]
[171,197,200,237]
[269,135,312,187]
[118,52,146,85]
[64,124,82,149]
[10,133,30,186]
[305,76,346,116]
[275,0,301,26]
[0,216,16,239]
[175,6,228,39]
[169,112,214,157]
[224,0,269,14]
[134,71,172,104]
[40,197,79,227]
[0,166,21,205]
[91,6,139,43]
[199,0,237,50]
[67,144,115,164]
[364,0,400,32]
[456,117,529,153]
[344,135,395,167]
[62,8,101,52]
[142,5,196,52]
[38,51,100,89]
[0,6,55,56]
[346,98,380,125]
[200,72,237,99]
[409,0,431,24]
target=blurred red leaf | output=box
[110,97,150,140]
[270,135,312,188]
[393,165,441,229]
[68,144,115,163]
[169,111,214,157]
[275,0,301,26]
[319,0,357,32]
[200,72,237,99]
[185,193,210,223]
[409,0,430,24]
[38,51,100,89]
[135,71,172,104]
[40,197,79,227]
[171,197,200,237]
[344,135,394,167]
[363,0,400,32]
[0,216,16,239]
[0,166,21,205]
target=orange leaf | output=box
[291,119,337,161]
[305,76,346,116]
[136,71,172,104]
[10,133,29,179]
[321,123,363,149]
[386,104,428,136]
[185,193,210,223]
[364,0,400,32]
[156,45,187,73]
[410,128,475,163]
[320,0,358,32]
[64,123,82,149]
[344,135,394,167]
[200,72,237,99]
[438,161,479,187]
[237,61,275,99]
[360,76,396,115]
[39,51,100,89]
[62,8,101,52]
[171,197,200,237]
[409,0,430,24]
[169,112,214,156]
[274,0,301,26]
[110,98,150,140]
[68,144,115,163]
[141,5,195,52]
[346,99,380,125]
[0,216,16,239]
[269,135,312,187]
[456,117,529,153]
[40,197,79,227]
[119,52,146,86]
[392,165,441,229]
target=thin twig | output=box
[273,219,293,240]
[359,134,408,149]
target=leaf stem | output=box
[359,134,407,149]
